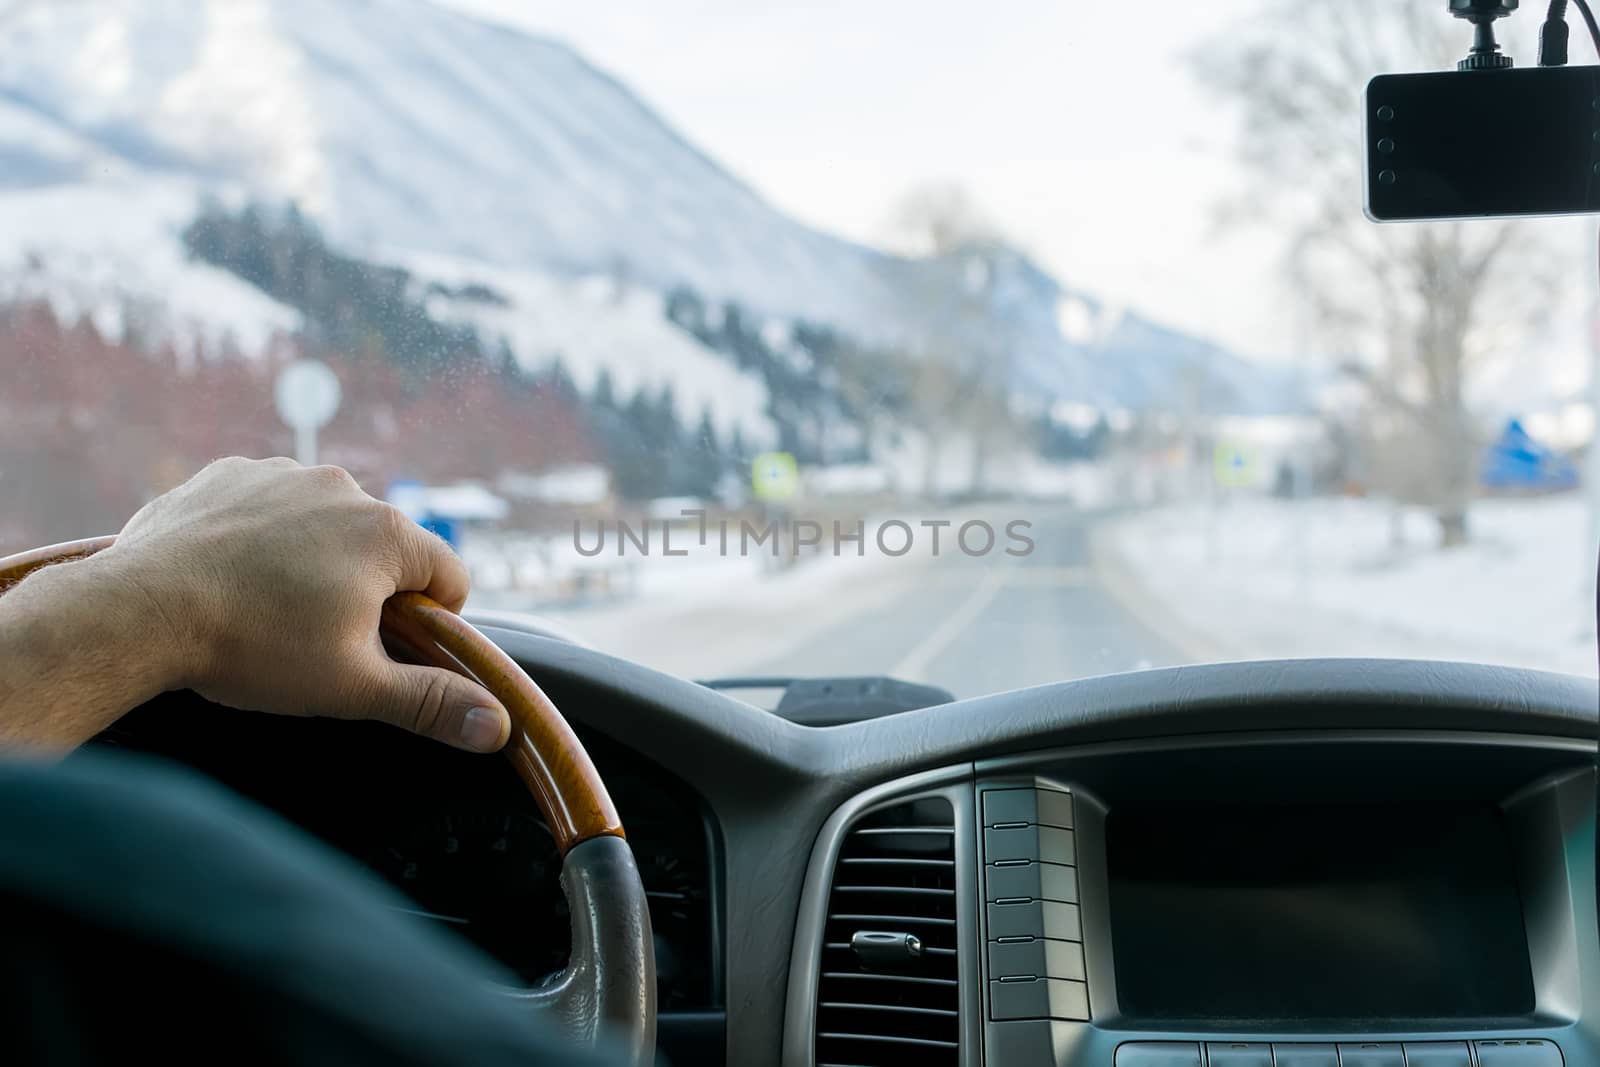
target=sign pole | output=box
[275,359,341,468]
[296,424,317,467]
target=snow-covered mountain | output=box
[0,0,1291,416]
[0,0,900,325]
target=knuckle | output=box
[201,455,246,477]
[307,463,358,490]
[408,671,454,738]
[373,501,416,544]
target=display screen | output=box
[1365,66,1600,221]
[1106,803,1534,1021]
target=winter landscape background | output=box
[3,0,1595,692]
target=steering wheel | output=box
[0,536,657,1065]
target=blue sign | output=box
[418,515,459,549]
[1481,419,1577,491]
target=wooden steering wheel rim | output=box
[0,536,625,855]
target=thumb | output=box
[355,659,511,753]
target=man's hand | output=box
[0,457,511,753]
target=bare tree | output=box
[1197,0,1558,545]
[887,181,997,259]
[887,181,1020,496]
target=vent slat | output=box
[824,943,958,957]
[815,796,959,1066]
[820,971,958,988]
[821,1002,959,1018]
[817,1033,959,1049]
[839,857,955,868]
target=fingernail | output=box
[459,706,506,752]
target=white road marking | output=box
[891,565,1013,683]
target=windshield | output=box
[3,0,1597,697]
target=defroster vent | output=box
[814,795,959,1067]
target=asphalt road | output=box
[732,506,1188,699]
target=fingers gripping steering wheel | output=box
[0,537,657,1065]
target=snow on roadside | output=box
[462,503,1025,680]
[1098,494,1598,677]
[465,525,909,680]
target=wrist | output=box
[0,551,194,750]
[75,548,206,695]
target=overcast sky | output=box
[434,1,1538,362]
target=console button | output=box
[1475,1039,1564,1066]
[984,824,1037,862]
[986,899,1081,940]
[1337,1043,1404,1067]
[1271,1045,1338,1067]
[1403,1042,1471,1066]
[982,787,1074,828]
[985,899,1043,939]
[1114,1041,1201,1067]
[987,936,1085,981]
[986,1019,1056,1063]
[1037,825,1075,864]
[985,860,1078,903]
[1205,1042,1272,1067]
[983,824,1075,865]
[987,976,1089,1020]
[1039,898,1080,940]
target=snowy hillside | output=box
[0,0,898,332]
[0,178,301,356]
[0,174,774,444]
[0,0,1288,415]
[407,251,775,444]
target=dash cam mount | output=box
[1450,0,1518,69]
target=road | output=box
[732,506,1187,697]
[528,505,1189,700]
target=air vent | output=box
[815,795,959,1067]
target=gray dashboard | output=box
[472,626,1600,1067]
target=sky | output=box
[438,0,1296,358]
[434,1,1579,373]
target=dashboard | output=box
[91,627,1600,1067]
[94,692,721,1013]
[790,734,1596,1067]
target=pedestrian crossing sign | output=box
[1213,441,1257,488]
[752,451,799,501]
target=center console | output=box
[974,733,1598,1067]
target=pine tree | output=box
[592,367,616,410]
[544,355,578,403]
[687,408,722,498]
[496,337,520,379]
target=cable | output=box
[1576,0,1600,56]
[1546,1,1600,942]
[1580,0,1600,974]
[1541,0,1570,65]
[1541,0,1600,64]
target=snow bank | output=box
[1098,495,1598,676]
